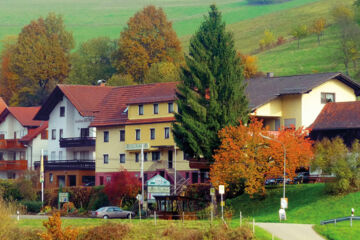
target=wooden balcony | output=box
[188,158,211,170]
[0,139,26,150]
[34,160,95,171]
[60,137,95,148]
[0,160,27,171]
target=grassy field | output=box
[16,217,278,240]
[0,0,320,49]
[315,221,360,240]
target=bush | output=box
[63,187,93,209]
[79,223,130,240]
[39,212,79,240]
[277,36,286,45]
[0,179,21,201]
[62,202,76,213]
[21,200,42,213]
[88,186,109,210]
[162,225,203,240]
[205,226,254,240]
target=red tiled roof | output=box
[0,106,45,127]
[90,82,178,127]
[20,122,48,143]
[0,97,8,114]
[58,85,114,117]
[311,101,360,130]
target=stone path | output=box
[257,222,325,240]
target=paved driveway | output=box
[257,223,325,240]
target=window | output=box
[103,154,109,164]
[106,176,111,183]
[275,119,281,131]
[51,129,56,140]
[59,151,63,160]
[138,104,144,115]
[120,154,125,163]
[150,128,155,140]
[0,152,3,160]
[80,151,89,160]
[120,130,125,142]
[80,128,89,138]
[49,173,53,183]
[41,130,48,140]
[60,106,65,117]
[20,152,25,160]
[168,102,174,113]
[144,152,148,162]
[51,151,56,160]
[104,131,109,142]
[13,131,16,139]
[135,153,139,162]
[144,173,148,182]
[164,127,170,139]
[284,118,296,129]
[74,151,78,160]
[186,172,189,179]
[136,129,141,141]
[59,129,63,139]
[99,176,104,185]
[153,104,159,114]
[152,151,160,161]
[321,92,335,104]
[0,134,4,140]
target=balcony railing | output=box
[34,160,95,171]
[0,139,26,150]
[188,158,211,169]
[59,137,95,148]
[0,160,27,171]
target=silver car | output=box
[92,206,135,219]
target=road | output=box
[257,223,325,240]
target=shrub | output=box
[21,200,42,213]
[277,36,286,45]
[79,223,130,240]
[62,202,76,213]
[0,179,21,201]
[205,226,254,240]
[162,225,203,240]
[39,212,79,240]
[64,187,93,209]
[88,186,109,210]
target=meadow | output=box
[1,0,320,49]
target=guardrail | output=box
[320,216,360,225]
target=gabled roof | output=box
[0,97,8,114]
[246,72,360,110]
[20,122,48,143]
[90,82,178,127]
[311,101,360,130]
[0,106,44,127]
[34,85,114,120]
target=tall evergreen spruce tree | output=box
[173,5,249,163]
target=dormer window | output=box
[321,93,335,104]
[139,105,144,115]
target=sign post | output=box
[219,185,225,220]
[40,149,44,208]
[137,194,142,220]
[58,192,69,210]
[210,187,215,224]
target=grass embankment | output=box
[315,221,360,240]
[0,0,319,49]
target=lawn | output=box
[17,217,278,239]
[0,0,320,49]
[315,221,360,240]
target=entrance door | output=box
[192,172,198,184]
[57,176,65,187]
[168,150,173,169]
[68,175,76,186]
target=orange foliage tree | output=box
[210,117,313,196]
[238,52,258,79]
[39,212,79,240]
[112,5,183,84]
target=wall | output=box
[281,95,302,129]
[255,98,282,117]
[0,114,27,139]
[44,169,95,188]
[28,133,48,169]
[127,102,176,120]
[301,79,357,128]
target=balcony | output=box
[0,160,27,171]
[188,158,211,170]
[0,139,26,150]
[34,160,95,171]
[59,137,95,148]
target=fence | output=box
[321,216,360,226]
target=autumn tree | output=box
[144,61,181,83]
[106,74,135,86]
[259,29,275,50]
[40,212,79,240]
[312,137,360,195]
[173,5,249,163]
[9,13,74,106]
[210,117,313,196]
[312,18,326,45]
[238,52,259,79]
[68,37,117,85]
[291,24,308,49]
[0,36,18,104]
[112,5,183,84]
[104,170,140,207]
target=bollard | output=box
[253,218,255,234]
[182,212,184,224]
[240,211,242,227]
[351,216,353,227]
[154,211,157,225]
[129,211,132,222]
[16,210,20,221]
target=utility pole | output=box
[40,149,44,208]
[140,144,144,219]
[174,143,177,195]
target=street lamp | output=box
[260,133,287,199]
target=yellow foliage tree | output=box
[238,53,258,79]
[39,212,79,240]
[312,18,326,45]
[259,29,275,50]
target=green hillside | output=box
[0,0,320,49]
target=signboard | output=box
[219,185,225,195]
[279,208,286,221]
[280,198,288,209]
[220,201,225,207]
[210,187,215,196]
[147,175,170,202]
[126,143,149,151]
[59,193,69,203]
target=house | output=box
[310,101,360,146]
[247,72,360,130]
[0,103,48,179]
[90,82,201,187]
[33,84,113,188]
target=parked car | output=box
[265,178,276,185]
[293,172,310,184]
[276,177,291,184]
[92,206,135,219]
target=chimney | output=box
[267,72,274,78]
